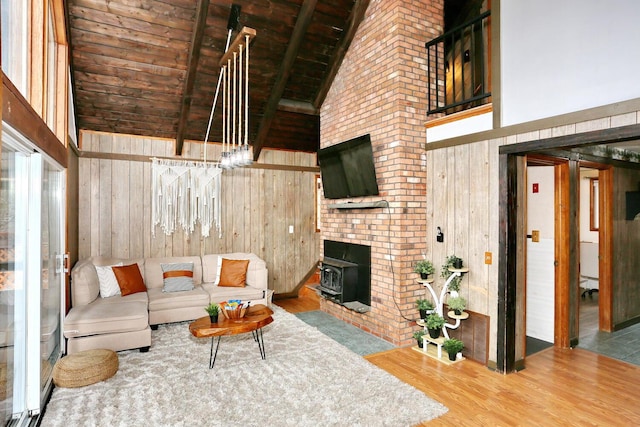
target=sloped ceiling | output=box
[66,0,369,159]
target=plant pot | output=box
[453,258,463,269]
[209,314,218,324]
[428,328,440,339]
[448,351,457,361]
[416,338,423,347]
[420,272,429,280]
[454,309,462,315]
[419,309,427,320]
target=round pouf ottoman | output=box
[53,349,118,388]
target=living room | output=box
[3,0,640,425]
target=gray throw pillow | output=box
[161,262,195,293]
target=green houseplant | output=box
[443,338,464,361]
[413,330,426,347]
[447,296,467,315]
[416,299,434,320]
[413,259,435,279]
[205,302,220,323]
[425,313,445,338]
[441,254,464,292]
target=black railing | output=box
[426,11,491,115]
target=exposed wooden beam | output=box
[252,0,318,160]
[313,0,370,108]
[2,74,67,167]
[175,0,210,156]
[278,99,318,115]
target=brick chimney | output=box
[320,0,443,346]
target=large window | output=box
[0,124,64,426]
[1,0,29,96]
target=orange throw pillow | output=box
[218,258,249,287]
[112,264,147,296]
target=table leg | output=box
[209,336,222,369]
[254,328,266,360]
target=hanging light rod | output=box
[227,4,241,31]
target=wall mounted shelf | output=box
[328,201,388,210]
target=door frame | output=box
[497,124,632,373]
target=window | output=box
[1,0,29,96]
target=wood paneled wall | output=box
[613,167,640,325]
[77,130,320,295]
[426,139,501,361]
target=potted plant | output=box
[441,254,464,292]
[205,302,220,323]
[413,259,435,279]
[447,296,467,315]
[416,299,434,320]
[443,338,464,361]
[413,330,425,347]
[425,313,445,338]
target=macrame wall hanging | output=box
[151,5,255,238]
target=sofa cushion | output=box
[96,263,123,298]
[161,262,195,292]
[144,256,202,290]
[203,283,266,304]
[147,287,210,312]
[113,264,147,296]
[218,258,249,287]
[70,259,100,306]
[202,253,267,288]
[64,300,148,338]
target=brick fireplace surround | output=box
[319,0,443,346]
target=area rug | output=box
[295,310,396,356]
[42,307,447,426]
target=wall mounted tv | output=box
[318,134,379,199]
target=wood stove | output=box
[319,240,371,310]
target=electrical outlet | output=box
[532,230,540,242]
[485,252,492,264]
[288,225,294,234]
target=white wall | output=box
[501,0,640,126]
[527,166,554,239]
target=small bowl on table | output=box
[219,301,248,320]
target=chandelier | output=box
[203,6,255,169]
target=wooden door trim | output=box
[554,162,572,348]
[598,167,613,332]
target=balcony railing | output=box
[425,11,491,115]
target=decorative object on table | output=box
[414,259,435,279]
[441,254,464,292]
[416,298,435,320]
[425,313,445,338]
[447,296,467,315]
[205,302,220,323]
[413,330,426,347]
[220,300,249,319]
[443,338,464,361]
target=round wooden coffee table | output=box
[189,304,274,368]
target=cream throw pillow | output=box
[96,263,123,298]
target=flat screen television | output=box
[317,134,379,199]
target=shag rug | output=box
[42,307,447,426]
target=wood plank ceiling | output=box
[66,0,369,158]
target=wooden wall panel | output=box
[77,130,320,295]
[612,167,640,325]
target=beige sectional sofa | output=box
[64,253,269,354]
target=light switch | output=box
[532,230,540,242]
[289,225,294,234]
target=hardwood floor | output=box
[277,291,640,426]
